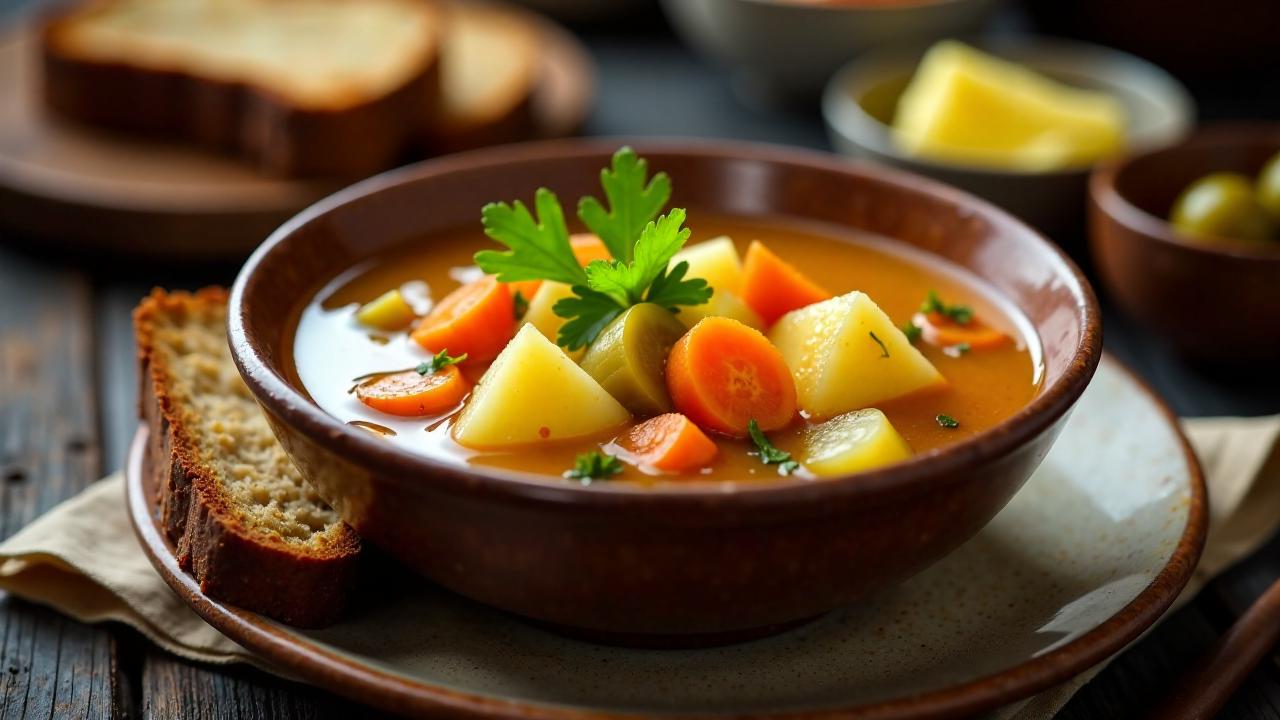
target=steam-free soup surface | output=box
[290,215,1042,482]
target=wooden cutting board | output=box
[0,11,594,261]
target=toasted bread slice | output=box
[42,0,442,177]
[134,288,360,627]
[427,1,540,152]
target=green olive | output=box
[1255,150,1280,225]
[579,303,688,417]
[1170,172,1274,243]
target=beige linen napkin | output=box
[0,416,1277,717]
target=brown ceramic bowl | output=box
[1090,124,1280,362]
[229,139,1101,643]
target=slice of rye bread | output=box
[425,0,541,153]
[42,0,443,178]
[134,288,361,627]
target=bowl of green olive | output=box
[1089,123,1280,362]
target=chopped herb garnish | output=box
[870,331,889,358]
[512,290,529,319]
[347,349,467,393]
[921,290,974,325]
[476,148,711,350]
[936,414,960,429]
[564,450,623,484]
[416,349,468,375]
[747,419,800,475]
[902,321,923,344]
[943,342,971,358]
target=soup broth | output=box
[289,214,1042,483]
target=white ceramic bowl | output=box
[822,36,1195,234]
[660,0,1000,101]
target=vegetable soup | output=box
[289,149,1042,483]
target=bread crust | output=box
[135,288,361,627]
[41,3,442,178]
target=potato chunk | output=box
[355,289,415,331]
[803,409,913,476]
[675,289,763,331]
[520,281,583,360]
[452,325,630,448]
[768,292,944,418]
[671,236,743,294]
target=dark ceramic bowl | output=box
[229,139,1101,643]
[1090,124,1280,362]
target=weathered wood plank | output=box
[0,246,122,718]
[141,649,365,720]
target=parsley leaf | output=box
[870,331,889,358]
[902,321,923,344]
[512,290,529,319]
[936,414,960,429]
[554,209,710,349]
[552,287,626,351]
[921,290,973,325]
[577,147,671,263]
[476,188,586,286]
[747,419,800,476]
[416,349,468,375]
[646,260,710,309]
[564,450,623,484]
[943,342,971,358]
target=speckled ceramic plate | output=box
[126,354,1206,719]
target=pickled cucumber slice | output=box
[580,303,688,416]
[803,408,913,476]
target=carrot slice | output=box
[912,311,1009,350]
[356,366,469,417]
[617,413,719,474]
[570,233,611,265]
[412,276,515,363]
[740,240,831,326]
[666,317,798,437]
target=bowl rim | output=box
[822,35,1196,178]
[228,137,1102,510]
[1090,121,1280,261]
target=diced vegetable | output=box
[666,317,797,437]
[579,303,688,416]
[803,409,913,476]
[911,311,1009,350]
[452,325,630,448]
[616,413,718,474]
[411,276,514,363]
[355,365,469,417]
[355,289,416,331]
[521,281,583,358]
[676,288,763,331]
[570,233,612,265]
[769,292,945,418]
[740,240,830,326]
[671,236,743,294]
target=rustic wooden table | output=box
[2,7,1279,719]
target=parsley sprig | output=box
[577,149,671,263]
[474,148,711,350]
[565,451,623,484]
[748,419,800,476]
[921,290,973,325]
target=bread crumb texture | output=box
[140,289,347,548]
